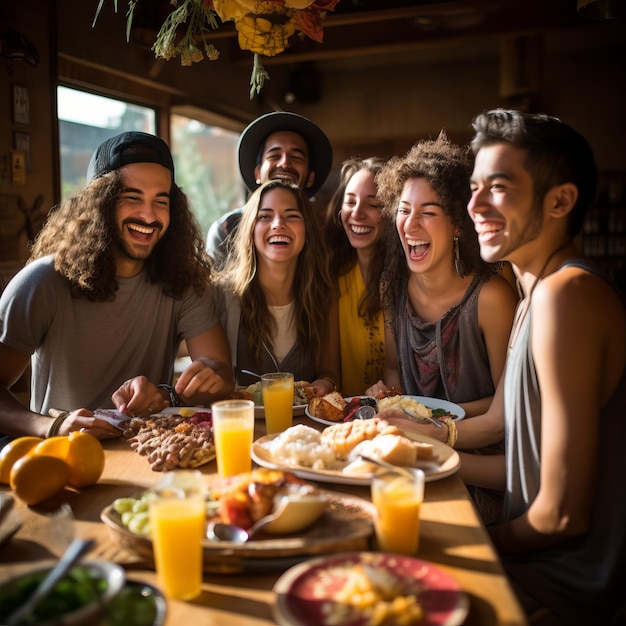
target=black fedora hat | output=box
[237,111,333,197]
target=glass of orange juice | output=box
[371,468,425,555]
[261,372,294,434]
[211,399,255,477]
[150,470,205,600]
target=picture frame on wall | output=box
[11,84,30,125]
[13,132,31,172]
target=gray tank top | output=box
[502,260,626,624]
[393,274,495,403]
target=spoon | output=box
[354,405,376,420]
[5,536,95,626]
[402,407,444,428]
[240,369,262,379]
[207,498,290,544]
[358,454,416,480]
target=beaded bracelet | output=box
[441,416,458,448]
[157,384,182,407]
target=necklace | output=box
[508,240,571,350]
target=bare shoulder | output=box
[478,272,519,307]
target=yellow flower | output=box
[236,14,296,56]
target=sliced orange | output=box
[10,455,69,505]
[0,436,44,484]
[65,431,105,488]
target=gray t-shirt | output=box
[0,256,219,414]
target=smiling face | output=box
[254,187,306,265]
[113,162,171,276]
[468,143,542,265]
[341,168,382,252]
[396,177,456,274]
[254,131,315,191]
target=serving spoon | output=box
[206,498,290,545]
[5,537,95,626]
[358,454,417,480]
[402,407,444,428]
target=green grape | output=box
[112,497,137,515]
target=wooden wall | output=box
[1,0,625,261]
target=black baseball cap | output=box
[237,112,332,197]
[86,131,175,183]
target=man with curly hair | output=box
[0,132,233,445]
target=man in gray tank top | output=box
[458,109,626,625]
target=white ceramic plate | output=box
[251,430,460,485]
[273,551,469,626]
[305,395,464,427]
[404,396,465,421]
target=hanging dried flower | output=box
[93,0,341,98]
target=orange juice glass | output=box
[150,470,205,600]
[261,372,294,434]
[371,468,425,555]
[211,399,255,477]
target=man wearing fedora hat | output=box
[206,111,333,270]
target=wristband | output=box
[157,384,182,408]
[46,410,70,438]
[441,416,458,448]
[318,375,338,392]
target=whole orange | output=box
[10,455,70,505]
[32,436,70,461]
[0,436,44,484]
[65,431,105,488]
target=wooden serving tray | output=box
[100,490,375,574]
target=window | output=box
[57,87,244,241]
[170,114,244,239]
[57,86,156,200]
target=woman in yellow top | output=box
[324,157,387,396]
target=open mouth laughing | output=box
[406,238,430,260]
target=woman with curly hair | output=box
[0,132,233,445]
[323,157,387,396]
[367,132,517,419]
[217,179,340,395]
[366,132,518,524]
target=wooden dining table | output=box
[0,414,528,626]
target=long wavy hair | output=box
[376,132,490,316]
[220,179,334,364]
[29,171,212,301]
[323,156,387,321]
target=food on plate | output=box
[263,420,435,473]
[232,380,310,406]
[307,391,347,422]
[373,386,403,400]
[319,561,423,626]
[352,433,433,466]
[209,467,324,532]
[123,414,215,471]
[377,396,432,419]
[320,417,401,458]
[265,424,342,470]
[112,493,156,536]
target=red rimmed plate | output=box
[273,552,469,626]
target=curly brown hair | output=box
[323,157,387,321]
[220,179,334,364]
[376,132,490,314]
[29,171,212,301]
